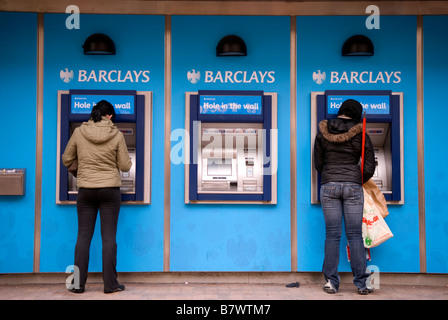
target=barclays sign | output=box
[187,69,276,84]
[313,70,402,85]
[60,68,151,83]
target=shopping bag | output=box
[67,159,78,178]
[362,189,393,248]
[362,178,389,218]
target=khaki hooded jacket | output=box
[62,116,132,188]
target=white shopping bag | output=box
[362,189,393,248]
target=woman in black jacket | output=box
[314,99,375,295]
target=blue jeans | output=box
[320,182,370,291]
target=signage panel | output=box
[199,95,262,115]
[327,95,390,115]
[71,94,135,115]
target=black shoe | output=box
[357,287,374,295]
[68,287,85,294]
[104,284,125,294]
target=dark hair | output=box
[90,100,116,122]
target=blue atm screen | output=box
[199,95,262,115]
[327,95,390,115]
[71,94,135,115]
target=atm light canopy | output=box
[216,35,247,56]
[83,33,116,55]
[342,35,374,56]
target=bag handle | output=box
[361,112,366,184]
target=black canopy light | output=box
[216,35,247,56]
[83,33,116,55]
[342,35,374,56]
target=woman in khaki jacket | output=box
[62,100,132,294]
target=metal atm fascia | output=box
[310,91,404,205]
[184,91,277,204]
[198,122,264,194]
[56,90,152,205]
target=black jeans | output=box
[75,187,121,291]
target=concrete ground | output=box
[1,281,447,300]
[0,272,447,301]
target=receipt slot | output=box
[56,89,151,204]
[311,90,404,204]
[185,90,277,204]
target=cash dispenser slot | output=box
[367,123,392,195]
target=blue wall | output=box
[0,12,446,274]
[40,14,165,272]
[170,16,291,271]
[0,12,37,273]
[423,16,448,273]
[296,16,420,272]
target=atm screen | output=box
[207,159,232,176]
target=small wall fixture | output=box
[216,35,247,56]
[342,35,374,56]
[83,33,116,55]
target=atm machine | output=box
[56,89,151,204]
[185,90,277,204]
[311,90,404,204]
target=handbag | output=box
[67,159,78,178]
[360,115,393,248]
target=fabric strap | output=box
[361,113,366,184]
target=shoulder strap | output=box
[361,113,366,184]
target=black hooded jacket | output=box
[314,118,375,185]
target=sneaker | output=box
[323,281,337,294]
[357,287,374,295]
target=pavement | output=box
[1,274,446,319]
[1,275,447,301]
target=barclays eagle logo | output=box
[187,69,200,84]
[312,70,326,85]
[60,68,74,83]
